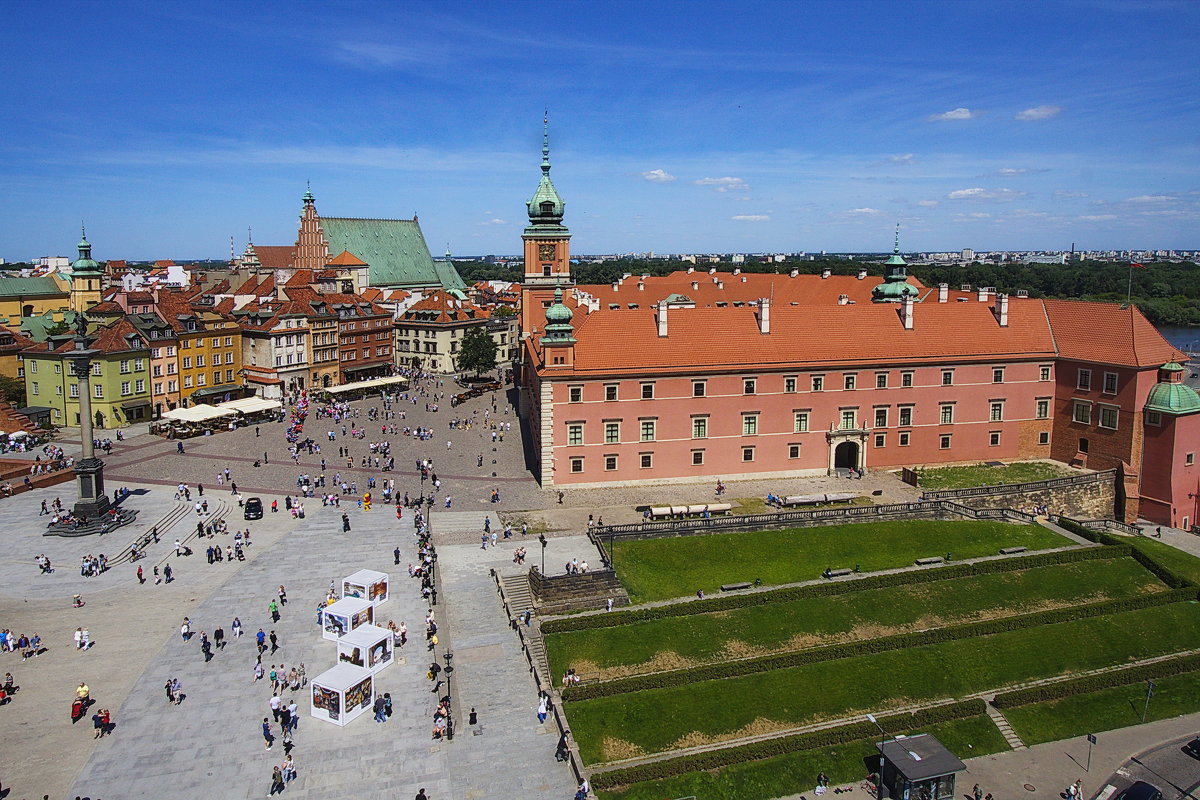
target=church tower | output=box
[521,117,572,337]
[292,187,331,275]
[69,227,103,313]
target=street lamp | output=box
[442,651,454,741]
[866,713,888,800]
[538,533,547,574]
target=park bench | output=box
[774,492,859,507]
[999,546,1027,555]
[824,568,853,578]
[720,582,753,592]
[915,557,944,566]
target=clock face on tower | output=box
[539,243,556,262]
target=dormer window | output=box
[540,201,554,214]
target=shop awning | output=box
[217,396,281,415]
[322,376,409,396]
[342,362,388,373]
[161,405,239,423]
[190,383,243,399]
[121,399,151,409]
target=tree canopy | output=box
[456,326,498,376]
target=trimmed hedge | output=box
[590,699,987,790]
[993,652,1200,708]
[544,545,1130,634]
[563,588,1194,701]
[1057,519,1198,591]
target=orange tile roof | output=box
[285,270,314,287]
[253,246,295,270]
[402,289,487,324]
[1043,298,1185,367]
[576,271,920,308]
[327,250,367,266]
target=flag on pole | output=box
[1131,262,1147,269]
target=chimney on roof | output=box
[656,302,668,338]
[821,268,831,279]
[857,268,867,280]
[838,294,849,305]
[733,268,741,275]
[611,282,619,292]
[789,269,799,278]
[977,286,988,302]
[622,273,631,281]
[691,281,699,290]
[995,293,1009,327]
[687,266,695,274]
[900,294,915,330]
[716,280,724,289]
[709,267,717,275]
[637,282,644,291]
[757,297,770,334]
[938,283,949,303]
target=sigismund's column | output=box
[65,313,111,521]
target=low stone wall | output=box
[529,567,629,615]
[0,465,75,500]
[929,472,1116,520]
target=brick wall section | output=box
[528,567,629,615]
[946,475,1116,519]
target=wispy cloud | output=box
[846,207,880,215]
[996,168,1028,176]
[1054,190,1089,198]
[947,187,1026,202]
[1015,105,1062,121]
[915,199,940,207]
[480,218,508,226]
[731,214,770,222]
[640,169,676,183]
[695,176,749,193]
[1126,194,1171,203]
[929,107,976,121]
[1078,214,1118,221]
[887,154,916,165]
[331,41,446,69]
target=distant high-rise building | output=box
[961,248,975,261]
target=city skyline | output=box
[1,0,1198,260]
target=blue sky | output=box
[1,0,1197,260]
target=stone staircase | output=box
[497,572,551,681]
[985,698,1027,750]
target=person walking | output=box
[373,694,387,723]
[262,717,274,750]
[165,678,175,704]
[232,616,243,639]
[269,765,285,795]
[269,630,279,654]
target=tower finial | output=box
[248,225,253,244]
[541,111,551,174]
[81,221,87,241]
[894,222,900,255]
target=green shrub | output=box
[543,545,1130,634]
[590,699,986,790]
[563,589,1193,701]
[993,652,1200,708]
[1056,519,1198,591]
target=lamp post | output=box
[64,314,111,522]
[866,713,888,800]
[442,651,454,740]
[538,533,547,575]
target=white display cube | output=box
[321,597,374,641]
[310,663,374,727]
[342,569,389,607]
[336,624,394,675]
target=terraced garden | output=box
[610,519,1070,602]
[542,519,1200,800]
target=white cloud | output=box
[1015,105,1062,121]
[947,187,1025,202]
[640,169,676,183]
[888,154,916,165]
[731,214,770,222]
[1125,194,1170,203]
[1054,190,1089,198]
[915,199,940,207]
[1078,214,1118,221]
[930,107,975,121]
[846,207,880,215]
[996,168,1029,176]
[966,212,992,219]
[480,218,507,226]
[695,176,749,192]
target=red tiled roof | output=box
[285,270,314,287]
[328,250,367,266]
[576,271,920,308]
[253,246,295,270]
[1043,299,1185,368]
[402,289,487,324]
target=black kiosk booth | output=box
[876,734,965,800]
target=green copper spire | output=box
[872,223,918,302]
[303,181,314,203]
[526,114,568,234]
[541,281,576,345]
[71,225,102,276]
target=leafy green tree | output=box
[0,374,27,407]
[456,326,498,376]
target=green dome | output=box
[872,225,917,302]
[71,234,102,276]
[525,117,569,234]
[545,297,572,324]
[1146,380,1200,415]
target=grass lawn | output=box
[1125,537,1200,584]
[547,557,1164,680]
[567,601,1200,763]
[597,716,1009,800]
[1004,669,1200,745]
[916,461,1075,490]
[612,520,1070,603]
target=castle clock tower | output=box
[521,117,572,336]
